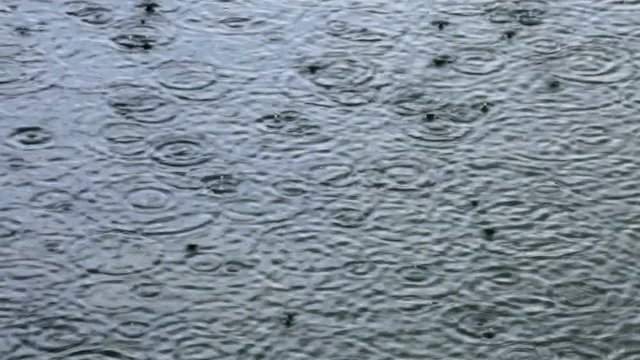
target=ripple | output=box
[484,228,595,259]
[109,15,175,51]
[513,74,624,113]
[255,110,323,139]
[21,313,90,352]
[127,186,173,212]
[324,7,406,44]
[152,60,224,102]
[307,162,358,188]
[150,133,211,167]
[111,308,156,339]
[53,347,143,360]
[506,120,628,164]
[550,279,609,308]
[7,126,53,149]
[441,303,509,344]
[0,57,54,96]
[328,199,371,228]
[71,231,162,275]
[93,121,148,158]
[0,217,21,244]
[273,177,311,197]
[221,194,299,224]
[200,173,241,197]
[30,189,74,212]
[74,277,140,313]
[451,47,507,76]
[364,156,438,191]
[144,310,251,359]
[178,3,287,36]
[296,53,381,106]
[0,258,72,316]
[491,343,543,359]
[64,0,113,26]
[551,36,635,84]
[460,264,543,299]
[402,108,475,149]
[87,173,214,236]
[107,83,178,124]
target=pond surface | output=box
[1,0,640,358]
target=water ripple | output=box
[551,36,635,84]
[109,14,175,52]
[71,231,162,275]
[152,59,227,102]
[107,82,178,124]
[64,1,113,26]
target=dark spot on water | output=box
[470,200,479,208]
[548,79,560,90]
[282,312,297,327]
[15,26,31,36]
[424,113,437,122]
[142,41,153,50]
[479,102,490,113]
[307,64,321,74]
[432,54,454,67]
[432,20,450,30]
[138,2,159,14]
[482,228,496,239]
[482,331,495,339]
[503,29,517,39]
[185,243,198,254]
[87,268,100,274]
[140,19,146,25]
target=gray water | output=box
[1,0,640,359]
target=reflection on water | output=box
[1,0,640,359]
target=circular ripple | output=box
[550,279,608,308]
[109,15,175,51]
[93,121,148,158]
[273,177,310,197]
[64,1,113,26]
[364,156,437,191]
[508,121,628,164]
[178,3,286,36]
[30,189,74,212]
[0,258,72,314]
[107,83,178,124]
[514,74,624,113]
[7,126,53,149]
[127,186,173,212]
[307,162,358,188]
[255,110,323,138]
[153,60,224,102]
[297,54,380,106]
[491,343,543,359]
[328,199,371,228]
[88,173,214,236]
[323,6,406,44]
[441,303,509,344]
[21,313,91,352]
[403,109,475,149]
[0,58,54,96]
[451,47,507,76]
[552,37,635,84]
[111,308,156,339]
[75,278,140,313]
[71,231,162,275]
[150,133,211,167]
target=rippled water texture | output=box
[1,0,640,359]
